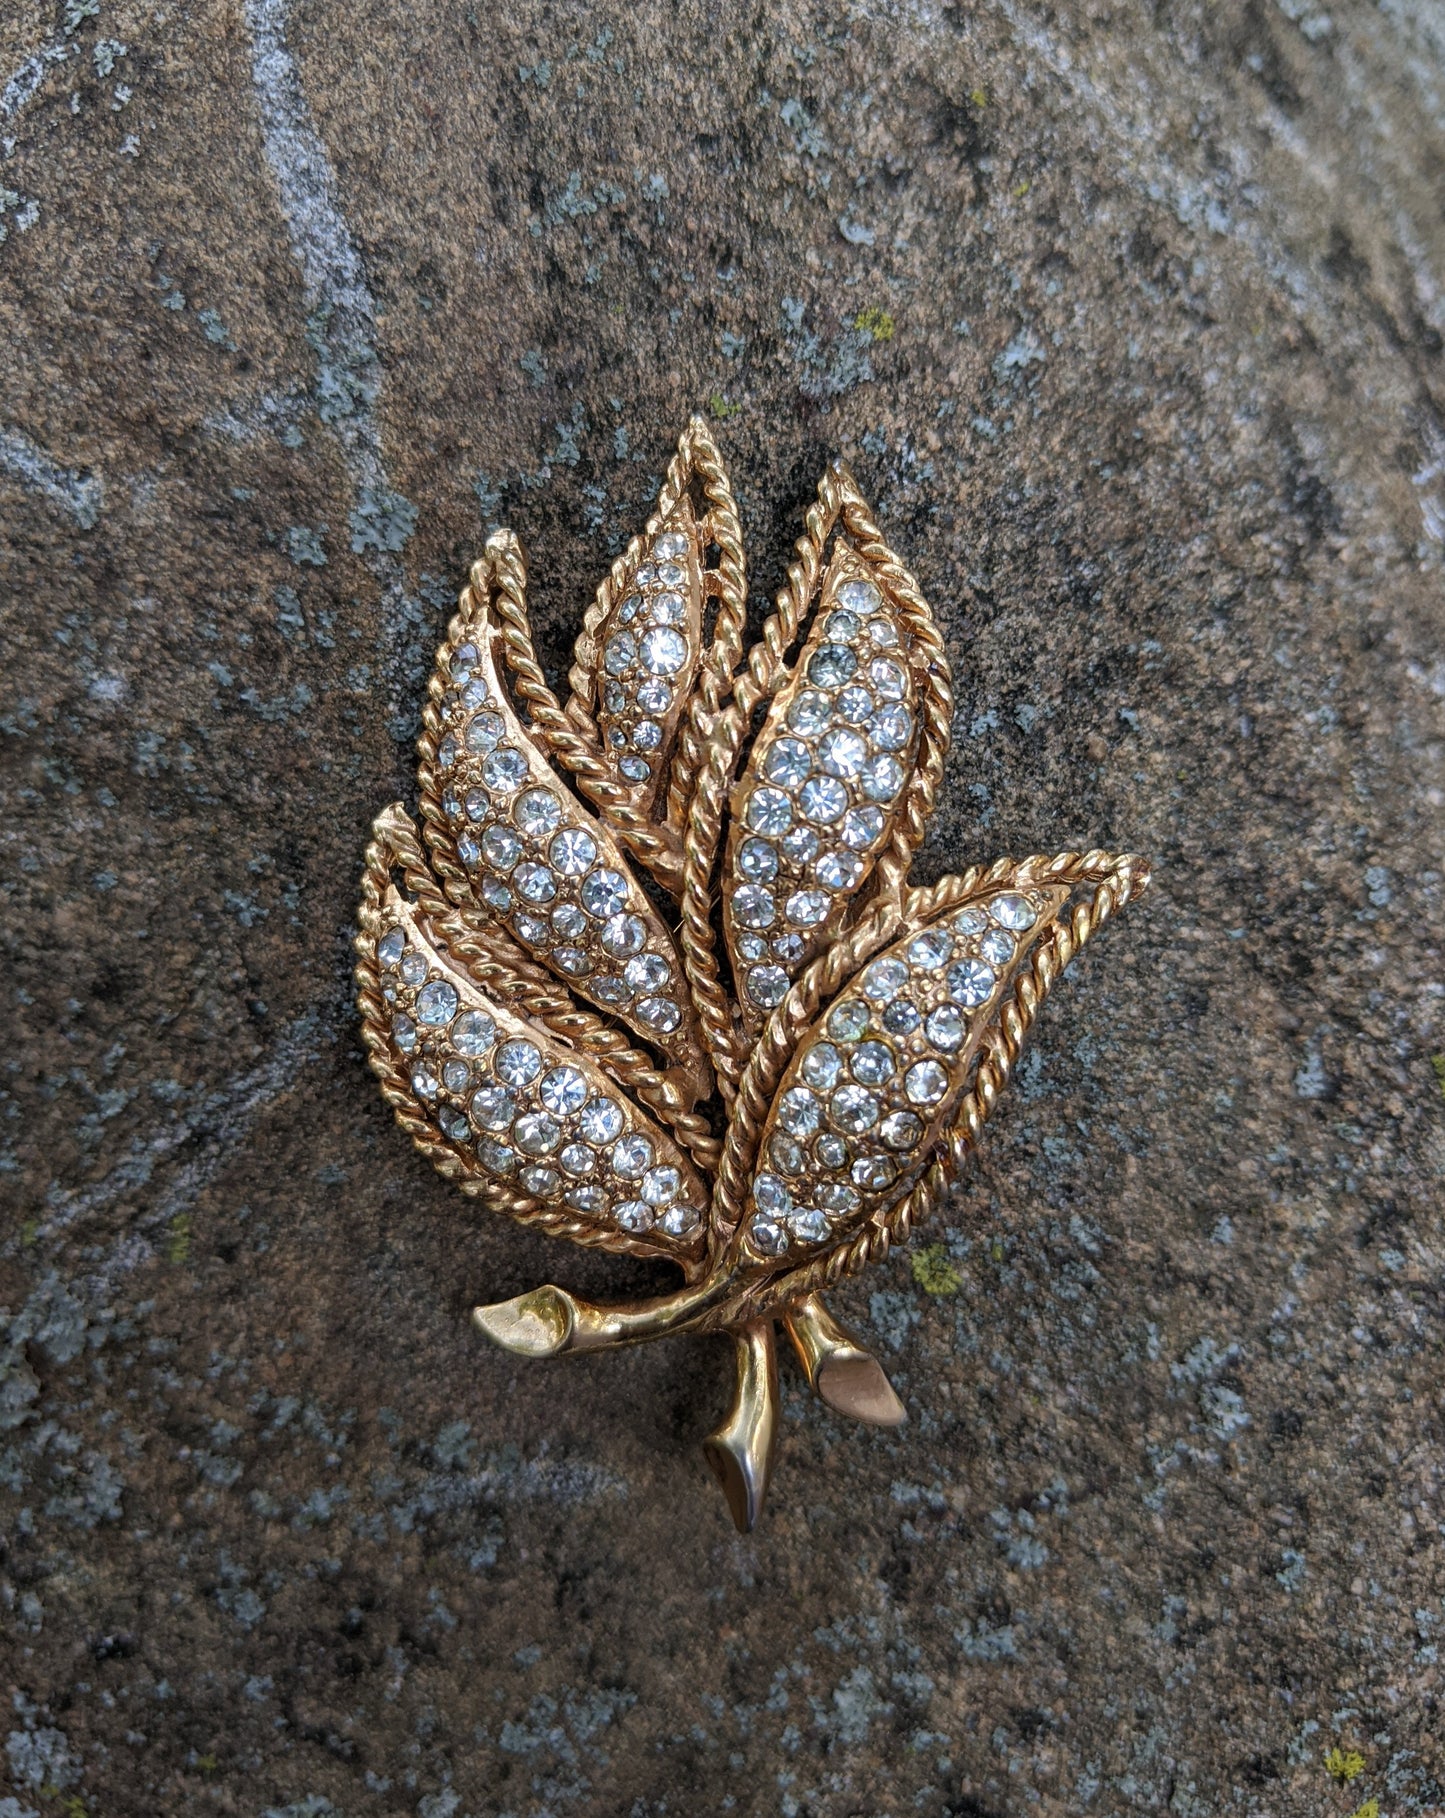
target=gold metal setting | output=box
[354,418,1151,1529]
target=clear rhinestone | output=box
[391,1012,417,1053]
[991,892,1038,930]
[863,957,908,1000]
[514,1112,563,1156]
[835,685,875,725]
[772,932,807,965]
[632,718,662,751]
[837,578,882,614]
[642,1165,681,1206]
[483,748,528,792]
[841,805,885,851]
[482,824,521,870]
[953,907,989,935]
[593,974,632,1005]
[581,869,629,918]
[465,710,505,754]
[808,644,857,688]
[746,965,788,1008]
[554,947,591,975]
[802,1042,843,1089]
[869,704,913,751]
[457,832,482,868]
[470,1086,516,1131]
[624,953,671,993]
[439,1107,470,1143]
[754,1173,791,1213]
[947,958,996,1006]
[880,1109,923,1150]
[817,726,867,778]
[778,1087,822,1136]
[495,1040,542,1086]
[649,594,686,628]
[437,734,458,768]
[788,1208,830,1243]
[908,927,953,970]
[652,529,687,560]
[560,1143,596,1176]
[926,1003,967,1051]
[546,828,595,876]
[787,690,832,736]
[451,642,479,675]
[565,1185,605,1211]
[770,1133,804,1174]
[640,626,688,675]
[831,1084,881,1134]
[615,1199,654,1233]
[579,1097,623,1143]
[737,932,766,960]
[817,1181,860,1215]
[604,680,627,713]
[619,756,651,782]
[882,998,920,1036]
[751,1219,789,1256]
[443,788,466,820]
[815,1131,849,1170]
[636,566,659,589]
[552,903,587,940]
[825,609,862,644]
[862,754,905,802]
[451,1009,496,1056]
[416,981,457,1025]
[660,1203,701,1237]
[815,849,865,892]
[852,1151,898,1190]
[746,786,792,836]
[851,1040,896,1085]
[610,1133,654,1177]
[441,1058,472,1094]
[637,678,672,714]
[513,862,557,905]
[604,632,637,674]
[476,872,511,909]
[400,952,428,986]
[520,1164,562,1199]
[869,658,907,700]
[733,883,777,929]
[905,1060,949,1105]
[513,912,550,947]
[599,913,646,958]
[479,1140,515,1176]
[378,928,406,968]
[514,788,561,837]
[655,561,686,588]
[539,1065,588,1116]
[458,677,489,710]
[785,890,830,927]
[463,788,489,823]
[799,775,848,824]
[737,838,779,883]
[781,825,820,865]
[980,927,1016,966]
[827,999,870,1042]
[637,996,681,1032]
[867,617,899,649]
[764,737,812,788]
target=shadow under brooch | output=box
[355,418,1151,1529]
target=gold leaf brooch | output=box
[355,417,1151,1529]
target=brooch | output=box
[355,418,1150,1529]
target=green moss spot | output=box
[167,1212,191,1265]
[708,393,741,420]
[911,1244,962,1296]
[19,1219,38,1248]
[853,306,895,342]
[1431,1053,1445,1101]
[1326,1747,1366,1783]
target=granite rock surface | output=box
[1,2,1443,1814]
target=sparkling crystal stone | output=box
[841,805,885,850]
[862,753,905,801]
[560,1143,595,1176]
[513,788,561,838]
[439,1107,470,1143]
[597,975,634,1005]
[483,747,528,792]
[746,786,793,836]
[754,1173,791,1213]
[991,891,1038,930]
[604,632,637,674]
[815,848,864,892]
[470,1086,516,1131]
[637,995,681,1032]
[882,997,921,1036]
[452,642,479,673]
[659,1203,701,1237]
[482,876,513,913]
[539,1065,588,1116]
[869,704,913,751]
[837,578,882,614]
[835,684,875,725]
[441,1057,472,1094]
[905,1059,949,1105]
[817,726,867,779]
[479,1141,516,1175]
[852,1151,898,1190]
[641,1165,681,1206]
[652,529,688,560]
[863,957,908,1000]
[465,710,505,754]
[736,932,766,960]
[463,787,489,823]
[827,999,870,1042]
[808,644,857,689]
[632,718,662,751]
[513,862,557,905]
[733,883,776,929]
[788,1208,830,1243]
[391,1012,417,1053]
[610,1133,654,1177]
[867,617,899,649]
[481,824,521,870]
[655,561,686,588]
[514,1112,563,1156]
[541,828,591,876]
[520,1164,562,1198]
[636,565,659,588]
[579,1097,623,1143]
[952,907,989,935]
[637,679,672,714]
[751,1219,789,1256]
[802,1042,843,1089]
[772,932,807,965]
[980,927,1015,966]
[554,947,591,975]
[746,965,788,1008]
[785,889,830,927]
[851,1040,896,1085]
[781,825,820,865]
[764,737,812,788]
[615,1199,654,1233]
[459,676,489,709]
[880,1109,923,1149]
[457,832,482,868]
[908,927,953,970]
[650,596,687,630]
[619,756,651,782]
[552,902,587,940]
[815,1131,849,1170]
[410,1065,441,1100]
[831,1084,881,1134]
[769,1133,804,1174]
[825,608,862,643]
[869,658,907,700]
[451,1009,497,1055]
[603,680,627,714]
[514,912,550,947]
[495,1040,542,1085]
[377,927,405,968]
[787,690,832,736]
[599,912,646,958]
[624,953,671,993]
[640,626,688,675]
[400,952,428,987]
[947,957,996,1006]
[565,1184,605,1211]
[816,1181,859,1215]
[412,981,458,1025]
[799,775,848,824]
[581,868,629,918]
[437,734,458,768]
[737,838,779,883]
[926,1003,967,1051]
[778,1087,822,1136]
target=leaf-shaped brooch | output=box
[355,418,1151,1530]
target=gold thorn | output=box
[702,1321,780,1533]
[783,1294,907,1427]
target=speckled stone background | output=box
[1,1,1443,1814]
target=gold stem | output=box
[782,1293,907,1428]
[471,1272,734,1358]
[701,1321,780,1533]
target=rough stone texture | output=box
[1,1,1443,1814]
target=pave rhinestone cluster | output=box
[723,556,924,1025]
[375,910,707,1249]
[430,626,701,1072]
[740,888,1051,1261]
